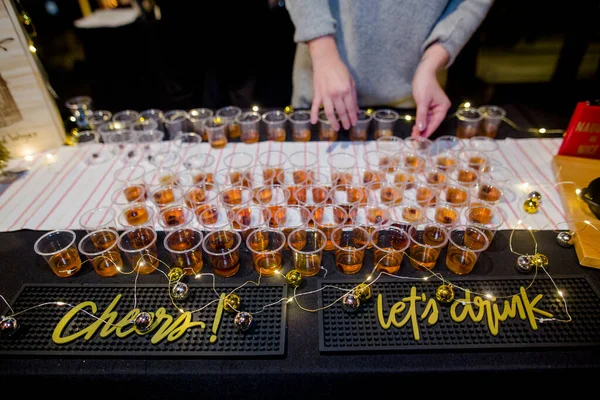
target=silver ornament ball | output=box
[516,255,533,273]
[234,311,253,332]
[134,312,153,332]
[342,293,361,312]
[171,282,190,300]
[0,316,18,336]
[556,232,574,248]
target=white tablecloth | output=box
[0,138,566,232]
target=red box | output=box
[558,101,600,159]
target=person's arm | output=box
[285,0,358,131]
[412,0,494,137]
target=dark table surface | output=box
[2,106,598,397]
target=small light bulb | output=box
[252,105,259,112]
[45,153,53,160]
[24,155,34,162]
[274,270,280,275]
[116,267,122,272]
[29,45,36,53]
[404,115,412,121]
[558,290,564,297]
[485,293,493,299]
[422,277,429,281]
[56,302,66,306]
[517,219,522,225]
[366,275,372,281]
[528,226,533,230]
[178,308,184,313]
[539,128,546,134]
[463,102,471,108]
[584,220,591,225]
[69,116,76,122]
[287,298,294,303]
[576,188,582,195]
[195,274,201,279]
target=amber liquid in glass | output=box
[199,206,220,226]
[319,127,338,141]
[478,185,501,202]
[445,187,468,205]
[457,169,477,183]
[123,205,149,226]
[446,247,477,275]
[374,129,393,139]
[222,188,244,208]
[373,249,403,274]
[268,127,286,142]
[252,252,282,276]
[124,249,158,274]
[205,231,239,277]
[408,246,439,270]
[124,185,146,202]
[435,207,458,226]
[292,252,322,276]
[161,208,187,228]
[168,240,204,275]
[91,250,122,277]
[242,129,259,144]
[90,230,117,251]
[436,156,456,171]
[227,123,241,139]
[380,186,402,205]
[210,137,228,149]
[335,248,364,274]
[416,187,433,207]
[349,128,367,141]
[467,206,493,224]
[468,156,486,171]
[185,187,205,208]
[457,125,478,139]
[48,248,82,277]
[402,207,422,223]
[293,128,311,142]
[153,188,175,209]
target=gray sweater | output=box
[286,0,494,108]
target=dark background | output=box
[16,0,600,127]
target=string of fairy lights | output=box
[0,106,585,339]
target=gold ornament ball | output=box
[284,105,294,115]
[528,191,542,203]
[354,283,372,301]
[435,284,455,304]
[168,267,184,282]
[285,270,303,288]
[523,199,539,214]
[224,293,241,314]
[531,253,549,269]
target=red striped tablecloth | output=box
[0,138,565,232]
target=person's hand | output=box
[308,36,358,131]
[411,44,451,138]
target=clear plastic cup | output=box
[363,150,396,173]
[34,230,82,277]
[438,184,470,208]
[477,105,506,138]
[373,109,399,139]
[237,111,261,144]
[118,203,155,229]
[202,229,242,277]
[223,151,254,170]
[273,205,312,248]
[65,96,93,128]
[402,182,435,207]
[288,227,327,277]
[318,111,338,141]
[88,110,112,130]
[205,116,228,149]
[113,110,140,127]
[448,166,480,188]
[469,136,499,153]
[216,106,242,139]
[348,204,388,247]
[246,228,286,276]
[295,184,330,212]
[149,184,182,211]
[143,167,177,191]
[473,178,504,205]
[349,110,372,141]
[258,150,288,185]
[332,225,370,274]
[137,129,164,156]
[188,108,213,141]
[111,184,146,211]
[254,185,290,227]
[289,110,312,141]
[173,132,202,151]
[132,118,158,132]
[164,228,205,276]
[78,229,122,277]
[407,223,448,270]
[387,202,426,230]
[262,110,288,142]
[232,205,271,240]
[463,203,504,243]
[427,203,460,229]
[163,110,190,139]
[404,137,433,160]
[148,150,181,169]
[371,225,410,274]
[117,227,159,274]
[445,225,489,275]
[327,152,357,175]
[483,163,513,187]
[434,135,465,155]
[157,205,194,231]
[312,204,348,251]
[79,207,117,233]
[197,205,231,232]
[376,136,404,154]
[456,108,482,139]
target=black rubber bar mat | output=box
[0,283,287,357]
[318,276,600,352]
